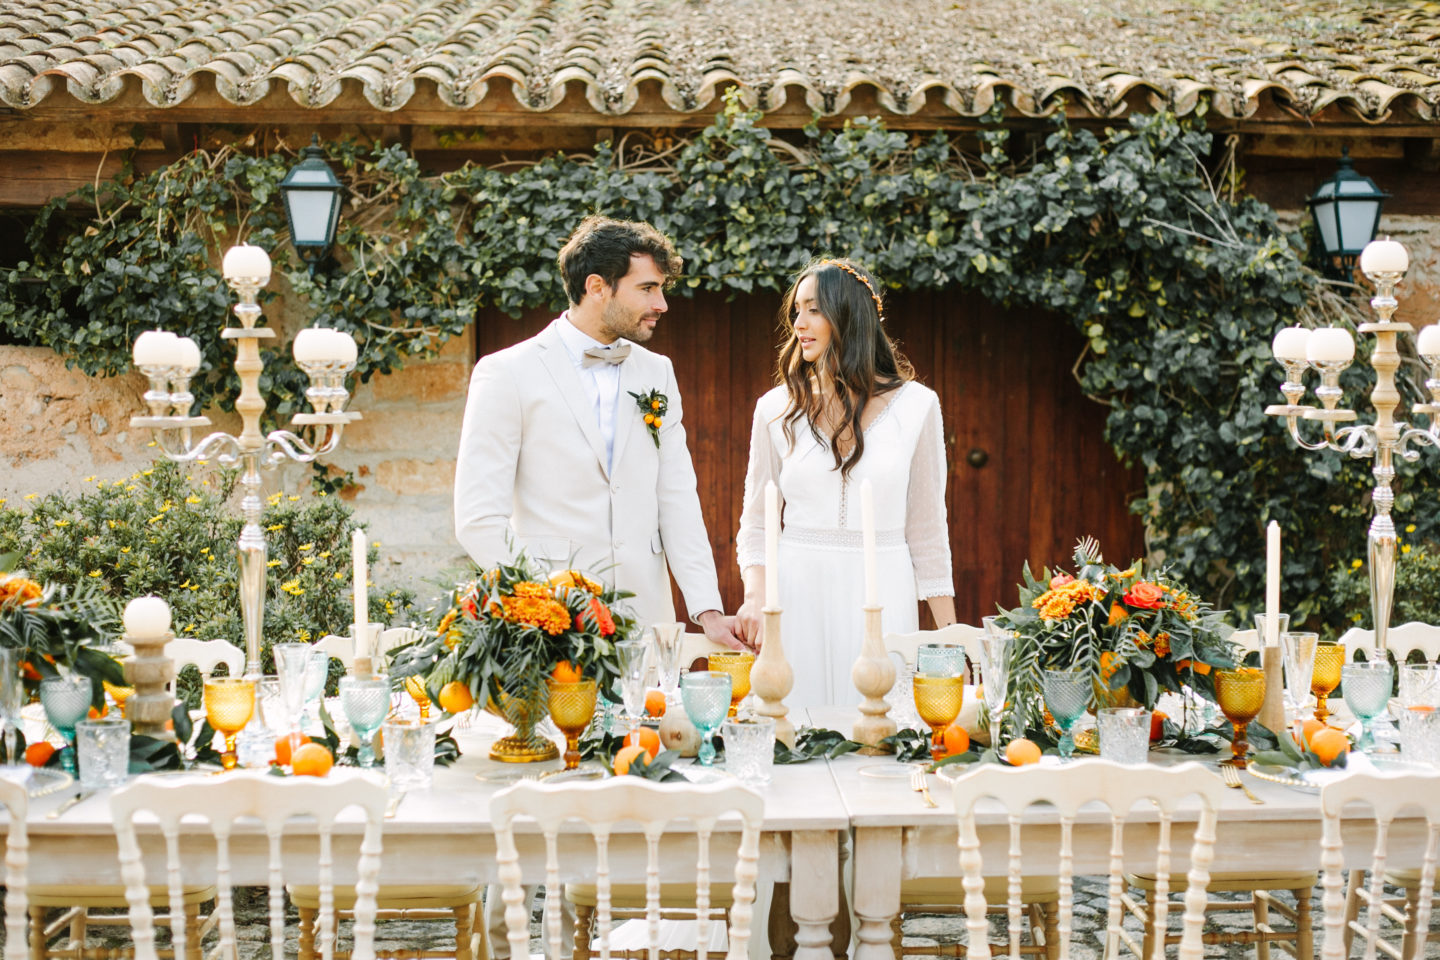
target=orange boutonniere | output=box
[628,388,668,448]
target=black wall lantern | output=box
[1307,146,1389,282]
[279,135,343,274]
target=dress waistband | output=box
[781,526,906,551]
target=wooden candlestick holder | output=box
[852,605,897,754]
[123,630,176,741]
[751,607,795,749]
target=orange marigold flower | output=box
[1107,602,1128,626]
[0,575,43,607]
[1153,632,1172,658]
[437,608,458,635]
[1099,650,1121,680]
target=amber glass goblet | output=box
[913,675,964,762]
[1214,669,1266,768]
[204,677,256,771]
[404,674,432,721]
[546,678,598,770]
[1310,643,1345,724]
[707,651,755,718]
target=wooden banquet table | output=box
[15,716,848,960]
[807,706,1437,960]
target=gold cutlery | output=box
[910,767,937,808]
[1220,763,1264,805]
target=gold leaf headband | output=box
[819,259,884,322]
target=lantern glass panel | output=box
[286,191,338,245]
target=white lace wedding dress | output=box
[737,381,954,708]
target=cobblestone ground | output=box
[12,876,1437,959]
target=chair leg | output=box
[1344,869,1364,959]
[572,904,594,960]
[1401,886,1421,960]
[29,907,46,960]
[298,907,317,960]
[1294,887,1314,960]
[1256,892,1271,960]
[183,904,203,960]
[1042,905,1060,960]
[890,913,903,960]
[454,904,475,960]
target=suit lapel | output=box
[611,344,645,469]
[536,321,611,479]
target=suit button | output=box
[611,482,621,493]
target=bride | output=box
[735,258,956,708]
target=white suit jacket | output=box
[453,318,724,626]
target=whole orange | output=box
[1150,711,1168,743]
[1296,717,1326,747]
[644,690,667,717]
[624,726,662,760]
[613,744,650,776]
[1308,728,1350,767]
[438,681,475,714]
[941,723,970,757]
[551,661,582,684]
[275,732,311,766]
[24,742,55,767]
[291,742,335,777]
[1004,738,1042,766]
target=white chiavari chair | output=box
[0,775,29,960]
[491,778,763,960]
[945,759,1226,960]
[1339,623,1440,665]
[1321,770,1440,960]
[110,770,386,960]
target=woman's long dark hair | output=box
[777,258,914,479]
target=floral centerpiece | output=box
[995,538,1237,739]
[390,552,635,762]
[0,562,123,706]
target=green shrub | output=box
[1327,534,1440,645]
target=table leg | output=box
[852,827,901,960]
[790,830,839,960]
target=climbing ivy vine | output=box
[3,93,1433,631]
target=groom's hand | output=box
[696,609,747,652]
[734,599,763,651]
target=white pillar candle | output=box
[123,596,171,638]
[293,328,329,363]
[132,330,181,366]
[1265,521,1281,647]
[174,337,201,372]
[1359,237,1409,276]
[765,481,779,609]
[352,529,369,645]
[1418,324,1440,358]
[861,478,878,608]
[221,243,272,282]
[1306,327,1355,363]
[1271,326,1310,362]
[334,329,358,365]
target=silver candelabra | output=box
[1264,238,1435,655]
[129,244,360,678]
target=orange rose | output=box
[1123,582,1166,609]
[1107,603,1128,626]
[575,597,616,637]
[1049,573,1075,589]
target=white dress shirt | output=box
[556,313,624,471]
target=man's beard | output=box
[601,299,657,342]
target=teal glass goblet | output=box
[916,643,967,678]
[40,675,94,775]
[1042,667,1092,760]
[681,671,731,767]
[1342,661,1393,753]
[340,674,391,768]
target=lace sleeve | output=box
[736,397,781,573]
[907,392,955,599]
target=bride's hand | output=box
[735,598,764,650]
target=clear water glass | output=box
[303,650,329,727]
[40,675,93,775]
[979,631,1013,749]
[885,653,922,730]
[274,643,313,740]
[681,671,731,767]
[916,643,966,678]
[1399,663,1440,709]
[76,717,130,789]
[340,674,391,768]
[1341,661,1393,752]
[615,639,648,740]
[1098,708,1150,764]
[1279,631,1318,731]
[1399,706,1440,767]
[0,650,22,766]
[383,717,437,790]
[257,676,288,739]
[1252,613,1290,649]
[1042,668,1091,760]
[650,623,684,699]
[723,716,775,786]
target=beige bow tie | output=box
[581,343,631,368]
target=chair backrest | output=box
[681,632,732,670]
[1228,629,1260,654]
[886,623,985,667]
[165,638,244,689]
[490,779,764,960]
[945,759,1225,960]
[1338,622,1440,663]
[314,628,418,671]
[1319,771,1440,960]
[312,633,354,669]
[111,770,387,960]
[0,777,28,960]
[378,627,422,661]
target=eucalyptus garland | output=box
[2,94,1432,629]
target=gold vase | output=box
[546,678,598,770]
[485,684,560,763]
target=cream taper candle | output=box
[1265,520,1281,647]
[352,529,368,649]
[765,481,779,609]
[861,478,878,607]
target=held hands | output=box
[697,609,750,653]
[734,597,764,651]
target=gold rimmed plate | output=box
[859,762,926,780]
[0,766,73,798]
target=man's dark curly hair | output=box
[558,216,683,305]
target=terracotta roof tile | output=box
[3,0,1440,122]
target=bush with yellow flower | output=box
[995,538,1237,739]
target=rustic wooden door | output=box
[472,288,1143,626]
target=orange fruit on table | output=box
[551,661,582,684]
[291,742,334,777]
[87,704,108,719]
[275,732,311,766]
[1410,705,1437,714]
[613,744,651,776]
[438,681,475,714]
[25,742,55,767]
[1308,728,1350,767]
[644,690,667,718]
[1295,717,1327,747]
[1150,711,1168,743]
[941,723,970,757]
[1005,738,1042,766]
[624,726,661,760]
